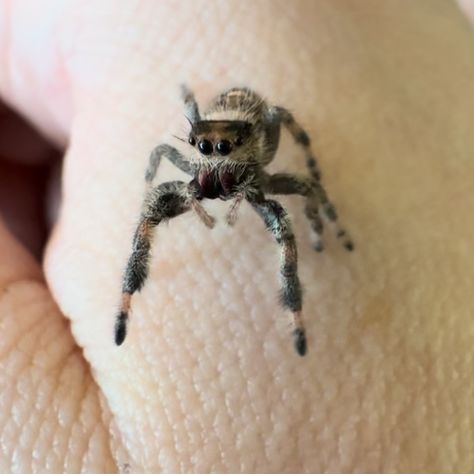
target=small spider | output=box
[114,85,353,356]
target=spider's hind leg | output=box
[262,172,325,252]
[270,106,322,181]
[320,199,354,251]
[262,172,354,252]
[305,198,325,252]
[312,178,354,251]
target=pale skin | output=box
[1,1,474,472]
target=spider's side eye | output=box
[216,140,232,156]
[198,139,213,155]
[189,136,196,146]
[235,136,243,146]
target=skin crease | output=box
[1,0,474,472]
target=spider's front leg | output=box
[145,144,195,186]
[250,197,307,356]
[146,87,200,184]
[146,144,215,228]
[115,181,201,345]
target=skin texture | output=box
[1,0,474,472]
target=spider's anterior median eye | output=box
[216,140,232,156]
[189,136,196,146]
[198,139,213,155]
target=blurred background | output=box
[0,101,61,258]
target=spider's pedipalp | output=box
[191,199,216,228]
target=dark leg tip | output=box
[114,312,128,346]
[344,241,354,252]
[313,241,324,252]
[293,328,307,356]
[297,130,311,147]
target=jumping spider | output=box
[115,85,353,356]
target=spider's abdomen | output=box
[205,88,267,123]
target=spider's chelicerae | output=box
[115,85,353,356]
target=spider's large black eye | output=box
[188,136,196,146]
[216,140,232,156]
[198,140,213,155]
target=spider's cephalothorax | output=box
[115,86,354,356]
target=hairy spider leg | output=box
[310,180,354,251]
[251,198,307,356]
[262,172,324,251]
[180,84,201,123]
[145,144,195,185]
[305,202,325,252]
[320,199,354,251]
[144,144,214,228]
[270,106,322,181]
[115,181,196,345]
[263,172,353,252]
